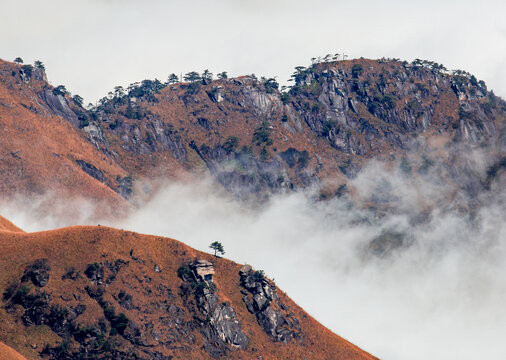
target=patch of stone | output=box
[239,264,301,343]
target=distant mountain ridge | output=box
[0,57,504,211]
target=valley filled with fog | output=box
[3,157,504,360]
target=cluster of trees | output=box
[96,69,230,109]
[409,59,487,92]
[13,57,45,70]
[14,57,45,81]
[245,74,279,93]
[410,59,449,73]
[261,77,279,93]
[311,53,348,64]
[181,70,229,84]
[13,58,88,109]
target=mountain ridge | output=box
[1,56,504,208]
[0,219,377,360]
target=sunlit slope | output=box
[0,223,376,360]
[0,215,23,232]
[0,60,128,215]
[0,342,27,360]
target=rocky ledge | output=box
[178,260,249,358]
[239,264,301,343]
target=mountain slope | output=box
[0,222,376,360]
[0,215,24,232]
[0,341,27,360]
[90,58,506,203]
[1,57,504,209]
[0,60,129,217]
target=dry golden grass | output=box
[0,215,23,232]
[0,60,129,218]
[0,341,28,360]
[0,221,377,360]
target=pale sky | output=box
[1,0,505,103]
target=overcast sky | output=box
[1,0,505,103]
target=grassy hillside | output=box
[0,222,376,360]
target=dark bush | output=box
[3,282,18,300]
[280,93,290,105]
[253,270,265,282]
[252,122,273,146]
[223,136,239,153]
[12,285,30,304]
[21,65,33,78]
[177,265,193,282]
[297,150,310,169]
[351,64,363,78]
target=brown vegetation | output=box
[0,221,376,360]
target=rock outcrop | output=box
[239,265,301,343]
[178,260,249,357]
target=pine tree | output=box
[217,71,228,80]
[209,241,225,257]
[167,73,179,84]
[184,71,201,83]
[34,60,45,70]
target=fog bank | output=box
[1,164,505,360]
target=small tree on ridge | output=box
[209,241,225,257]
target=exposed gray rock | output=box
[207,86,224,103]
[179,260,249,356]
[239,265,300,343]
[209,303,249,349]
[190,259,215,283]
[22,259,50,287]
[40,89,79,127]
[75,159,106,183]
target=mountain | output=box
[89,57,506,204]
[0,56,504,359]
[1,57,504,211]
[0,219,376,360]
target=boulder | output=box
[190,259,215,283]
[84,263,104,285]
[22,259,50,287]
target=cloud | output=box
[2,150,505,360]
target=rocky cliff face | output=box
[82,58,504,210]
[0,57,504,212]
[239,265,301,343]
[289,59,499,154]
